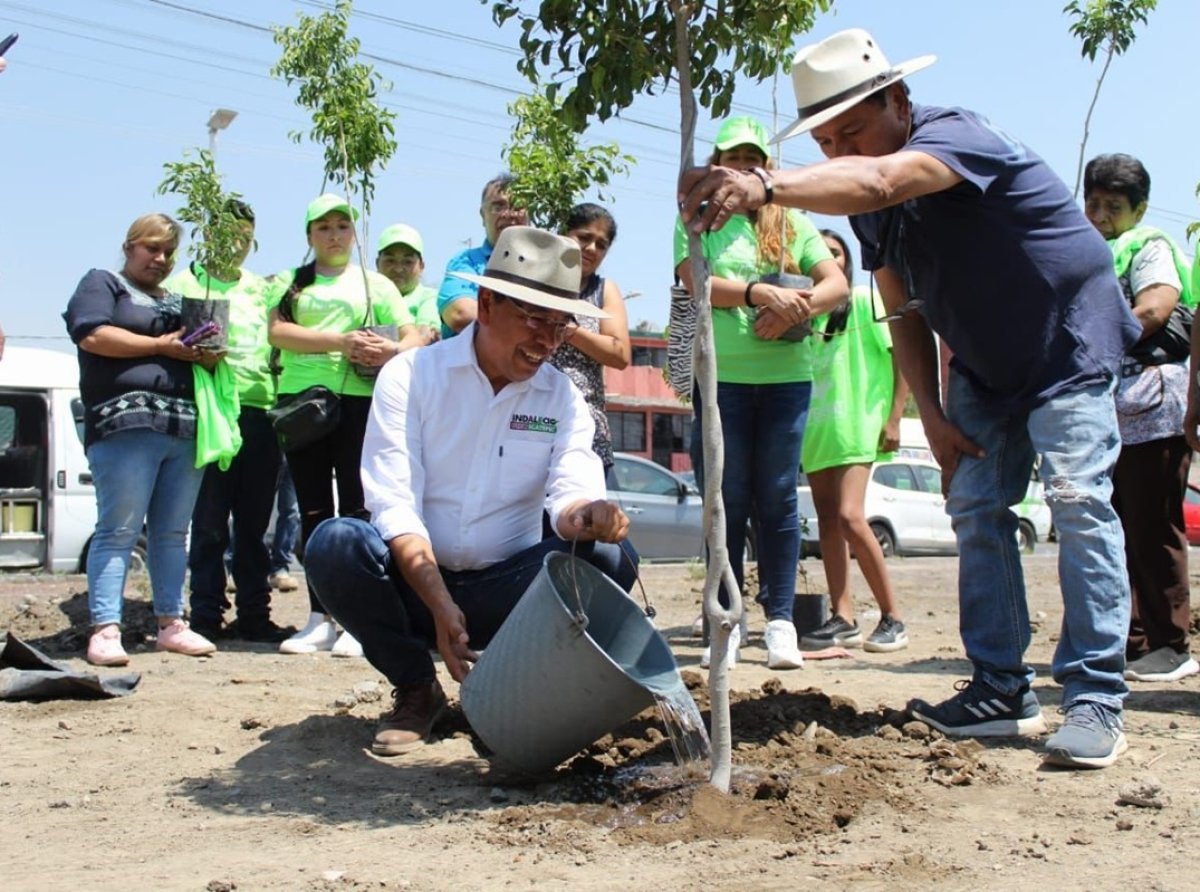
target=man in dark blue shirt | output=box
[680,28,1140,769]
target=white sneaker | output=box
[279,612,337,654]
[765,619,805,670]
[331,630,363,658]
[699,623,741,669]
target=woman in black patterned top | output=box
[553,203,631,470]
[63,213,222,666]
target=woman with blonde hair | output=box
[674,116,848,670]
[63,212,221,665]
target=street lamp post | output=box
[206,108,238,158]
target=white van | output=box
[0,345,107,572]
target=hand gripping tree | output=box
[272,0,397,284]
[503,91,633,232]
[1063,0,1157,199]
[487,0,831,792]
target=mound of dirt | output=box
[474,675,995,847]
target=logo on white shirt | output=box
[510,413,558,434]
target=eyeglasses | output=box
[504,297,579,341]
[868,211,924,323]
[870,274,925,323]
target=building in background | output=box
[603,331,692,472]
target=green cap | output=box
[713,116,770,157]
[304,193,360,227]
[376,223,424,256]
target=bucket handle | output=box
[567,539,656,631]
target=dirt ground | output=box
[2,550,1199,892]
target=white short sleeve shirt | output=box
[362,325,604,570]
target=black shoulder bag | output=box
[266,263,348,453]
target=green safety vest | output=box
[1109,225,1195,308]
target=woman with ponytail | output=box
[801,230,908,653]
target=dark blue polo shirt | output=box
[851,103,1140,409]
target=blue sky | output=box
[1,0,1196,352]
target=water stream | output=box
[654,684,711,767]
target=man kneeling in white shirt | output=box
[305,226,638,756]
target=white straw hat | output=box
[450,226,608,319]
[774,29,936,143]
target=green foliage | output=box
[502,92,634,230]
[487,0,832,130]
[1064,0,1157,60]
[272,0,397,215]
[1063,0,1158,198]
[157,150,248,281]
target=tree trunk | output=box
[1072,43,1115,199]
[671,2,742,794]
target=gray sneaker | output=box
[1043,701,1127,769]
[800,614,862,650]
[1125,647,1199,682]
[864,614,909,653]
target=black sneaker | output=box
[800,614,863,650]
[864,614,909,653]
[1043,701,1127,769]
[189,618,226,642]
[909,678,1047,737]
[233,618,298,644]
[1124,647,1200,682]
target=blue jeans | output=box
[86,428,205,626]
[305,517,639,686]
[270,463,300,574]
[946,371,1128,710]
[188,408,283,626]
[691,381,810,620]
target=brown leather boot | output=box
[372,680,447,756]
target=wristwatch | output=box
[749,166,774,205]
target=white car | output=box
[797,458,1051,558]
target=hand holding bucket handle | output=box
[562,499,629,543]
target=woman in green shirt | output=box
[800,230,908,654]
[268,194,417,657]
[674,117,848,671]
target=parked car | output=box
[1184,483,1200,546]
[0,346,126,572]
[606,453,755,561]
[797,458,1051,558]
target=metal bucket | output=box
[460,552,682,774]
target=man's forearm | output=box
[389,533,456,615]
[773,157,906,216]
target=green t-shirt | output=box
[164,264,275,409]
[673,210,832,384]
[802,286,896,474]
[266,266,401,398]
[396,282,441,330]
